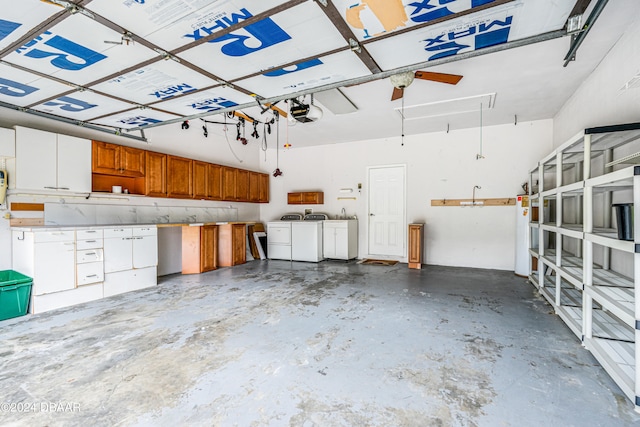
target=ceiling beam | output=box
[314,0,381,74]
[134,29,567,132]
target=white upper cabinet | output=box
[0,127,15,157]
[14,126,91,192]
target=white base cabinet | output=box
[12,225,158,314]
[323,220,357,260]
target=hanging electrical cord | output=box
[223,113,243,163]
[273,111,282,177]
[477,102,484,159]
[261,122,268,162]
[401,95,405,147]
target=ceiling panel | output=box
[85,0,290,51]
[333,0,502,41]
[236,50,372,98]
[30,91,136,121]
[0,0,586,135]
[0,63,70,107]
[92,108,181,130]
[3,14,157,85]
[152,86,256,115]
[91,60,219,105]
[178,1,347,82]
[0,1,62,50]
[365,0,573,70]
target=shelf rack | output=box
[528,122,640,410]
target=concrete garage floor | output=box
[1,261,639,426]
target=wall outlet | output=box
[304,208,312,215]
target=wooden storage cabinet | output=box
[408,223,424,269]
[208,164,223,200]
[218,223,246,267]
[92,141,145,176]
[193,160,208,199]
[288,191,324,205]
[181,225,218,274]
[145,151,167,197]
[222,167,236,201]
[236,169,250,201]
[89,140,267,202]
[167,155,193,198]
[259,173,269,203]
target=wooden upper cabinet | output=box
[92,141,119,174]
[288,191,324,204]
[92,141,144,177]
[167,155,193,198]
[236,169,250,201]
[193,160,208,199]
[249,172,260,202]
[259,173,269,203]
[120,146,145,177]
[207,164,222,200]
[221,166,236,201]
[145,151,166,197]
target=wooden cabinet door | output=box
[248,172,260,202]
[221,166,236,201]
[145,151,166,197]
[287,192,302,204]
[201,225,218,272]
[231,224,246,265]
[193,160,208,199]
[207,164,222,200]
[236,169,250,201]
[167,155,193,198]
[408,224,423,269]
[302,192,318,204]
[92,141,119,174]
[120,146,145,176]
[259,173,269,203]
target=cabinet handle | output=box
[44,186,57,190]
[85,252,96,256]
[58,187,69,190]
[85,231,97,233]
[86,274,98,278]
[63,242,74,246]
[369,213,375,216]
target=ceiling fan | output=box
[389,71,463,101]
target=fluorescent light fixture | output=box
[313,88,358,115]
[396,93,496,121]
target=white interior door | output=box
[368,165,406,257]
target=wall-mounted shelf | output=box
[431,198,516,207]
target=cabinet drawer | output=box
[133,227,157,237]
[76,238,103,250]
[77,248,104,263]
[77,229,103,240]
[104,228,133,238]
[34,231,75,243]
[77,262,104,286]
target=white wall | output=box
[553,18,640,147]
[260,119,553,270]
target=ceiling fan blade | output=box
[414,71,463,85]
[391,87,404,101]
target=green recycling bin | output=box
[0,270,32,321]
